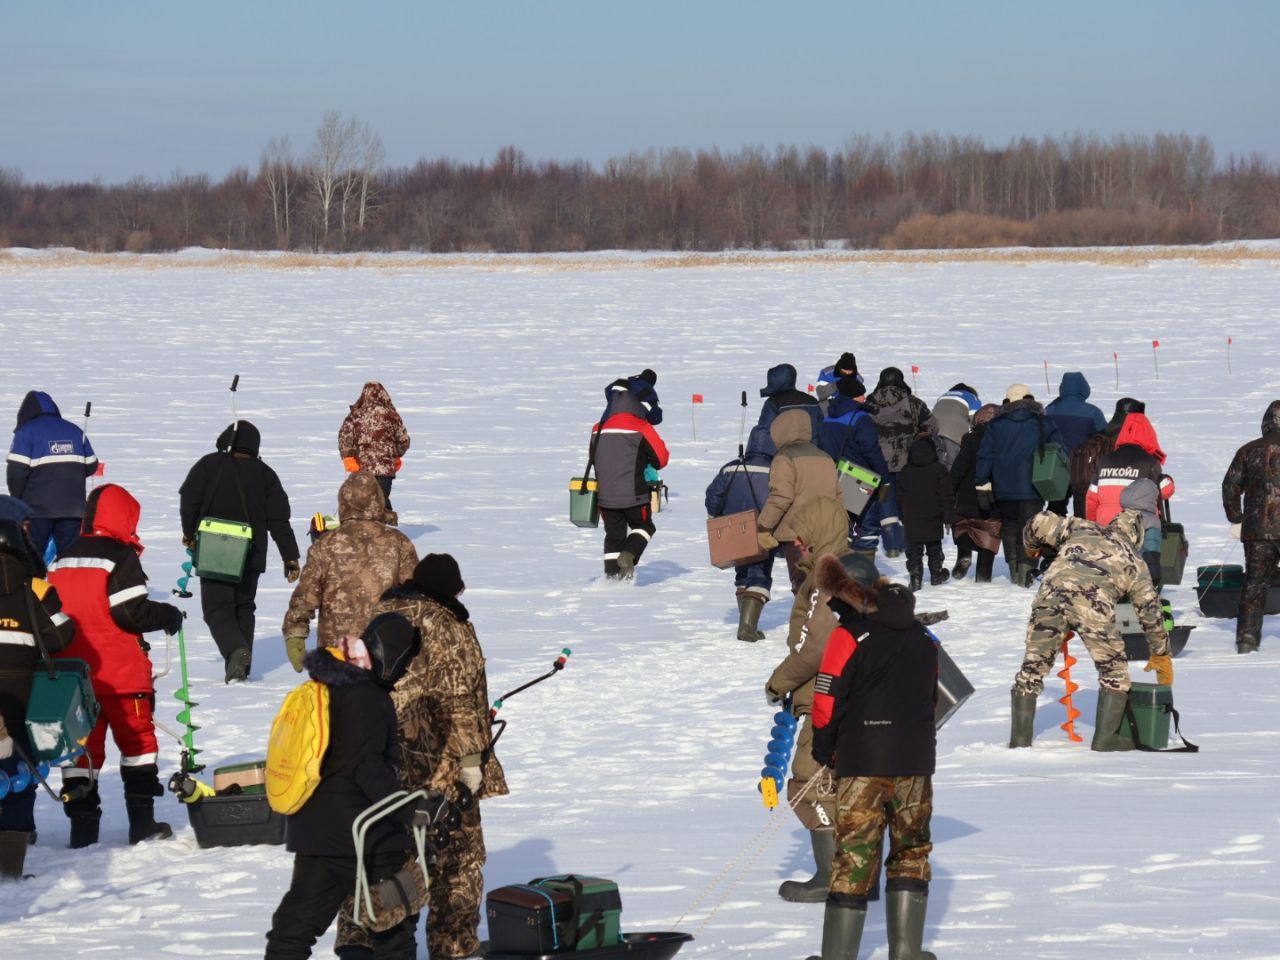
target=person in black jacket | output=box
[264,613,430,960]
[950,403,1000,582]
[896,437,954,591]
[807,556,938,960]
[179,421,300,681]
[0,519,76,878]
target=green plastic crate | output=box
[25,659,99,762]
[1160,523,1188,585]
[1127,682,1173,750]
[1197,564,1244,590]
[837,460,881,516]
[568,478,599,528]
[532,875,623,950]
[193,516,253,583]
[1031,442,1069,502]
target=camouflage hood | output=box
[352,381,395,412]
[1108,509,1146,551]
[1263,400,1280,436]
[338,471,388,523]
[789,496,850,575]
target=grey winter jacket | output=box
[591,390,670,510]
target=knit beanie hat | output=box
[1005,383,1032,403]
[836,352,857,375]
[638,369,657,386]
[836,374,866,399]
[412,553,465,600]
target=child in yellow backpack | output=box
[264,614,424,960]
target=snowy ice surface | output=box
[1,248,1278,958]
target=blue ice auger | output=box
[0,744,84,802]
[758,693,796,810]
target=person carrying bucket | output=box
[48,484,184,847]
[339,382,411,525]
[0,518,76,877]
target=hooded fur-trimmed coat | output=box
[1223,400,1280,541]
[809,555,938,778]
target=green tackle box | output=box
[187,793,286,848]
[1031,442,1070,502]
[569,478,600,528]
[193,516,253,583]
[532,875,624,951]
[837,460,881,517]
[24,659,99,763]
[1126,682,1173,750]
[1195,564,1280,618]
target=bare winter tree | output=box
[261,135,295,248]
[308,110,358,247]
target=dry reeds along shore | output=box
[1,244,1278,273]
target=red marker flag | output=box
[910,365,920,374]
[691,394,704,404]
[1152,340,1160,349]
[1152,340,1160,379]
[1228,337,1233,345]
[806,384,815,393]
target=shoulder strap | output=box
[715,456,759,517]
[23,586,57,679]
[582,411,608,485]
[837,410,864,462]
[1037,414,1046,460]
[200,454,252,524]
[1124,699,1199,753]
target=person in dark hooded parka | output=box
[590,390,670,579]
[1044,372,1107,516]
[1222,400,1280,654]
[818,376,890,554]
[869,368,936,557]
[179,421,301,681]
[759,363,821,436]
[705,424,777,640]
[6,391,99,560]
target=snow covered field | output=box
[1,246,1278,958]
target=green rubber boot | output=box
[886,889,937,959]
[1091,687,1136,752]
[1009,690,1037,748]
[805,899,866,960]
[737,594,766,643]
[779,829,835,902]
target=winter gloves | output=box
[160,604,185,636]
[285,635,307,672]
[765,683,783,706]
[343,456,360,472]
[1229,522,1242,540]
[459,754,483,794]
[1144,654,1174,686]
[758,530,780,551]
[284,559,301,583]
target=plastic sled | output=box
[483,931,693,960]
[1123,625,1192,661]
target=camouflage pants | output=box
[1012,589,1130,696]
[787,716,837,832]
[1238,539,1280,646]
[336,805,487,959]
[829,776,932,904]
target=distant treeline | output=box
[2,120,1278,253]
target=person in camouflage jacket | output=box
[763,496,856,902]
[281,473,418,671]
[1222,399,1280,653]
[338,382,410,516]
[1010,510,1172,752]
[338,553,507,960]
[868,367,937,475]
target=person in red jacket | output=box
[1086,413,1174,527]
[48,484,184,848]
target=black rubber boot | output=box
[1009,690,1037,748]
[1237,634,1260,654]
[63,779,102,849]
[617,550,636,581]
[737,594,766,643]
[951,556,971,580]
[886,888,937,959]
[779,829,835,903]
[335,947,376,960]
[805,899,866,960]
[68,813,101,849]
[0,830,31,879]
[225,645,251,683]
[907,558,923,593]
[126,800,173,844]
[1091,687,1135,752]
[928,567,950,587]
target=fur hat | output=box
[1005,384,1032,403]
[974,403,1000,426]
[413,553,465,600]
[838,552,880,588]
[817,553,883,613]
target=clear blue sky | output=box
[3,0,1276,184]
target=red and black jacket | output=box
[49,484,173,695]
[1087,414,1173,525]
[590,390,670,510]
[810,556,937,778]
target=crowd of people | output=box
[2,369,1278,960]
[1,384,498,960]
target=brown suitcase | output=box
[707,509,768,569]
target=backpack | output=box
[1070,432,1112,492]
[265,679,331,815]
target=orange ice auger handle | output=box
[1058,633,1082,743]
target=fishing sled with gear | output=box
[1114,602,1193,660]
[1195,564,1280,618]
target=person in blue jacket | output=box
[603,369,662,426]
[6,391,98,560]
[1044,372,1108,517]
[705,424,776,641]
[818,376,891,555]
[758,363,821,437]
[976,384,1064,587]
